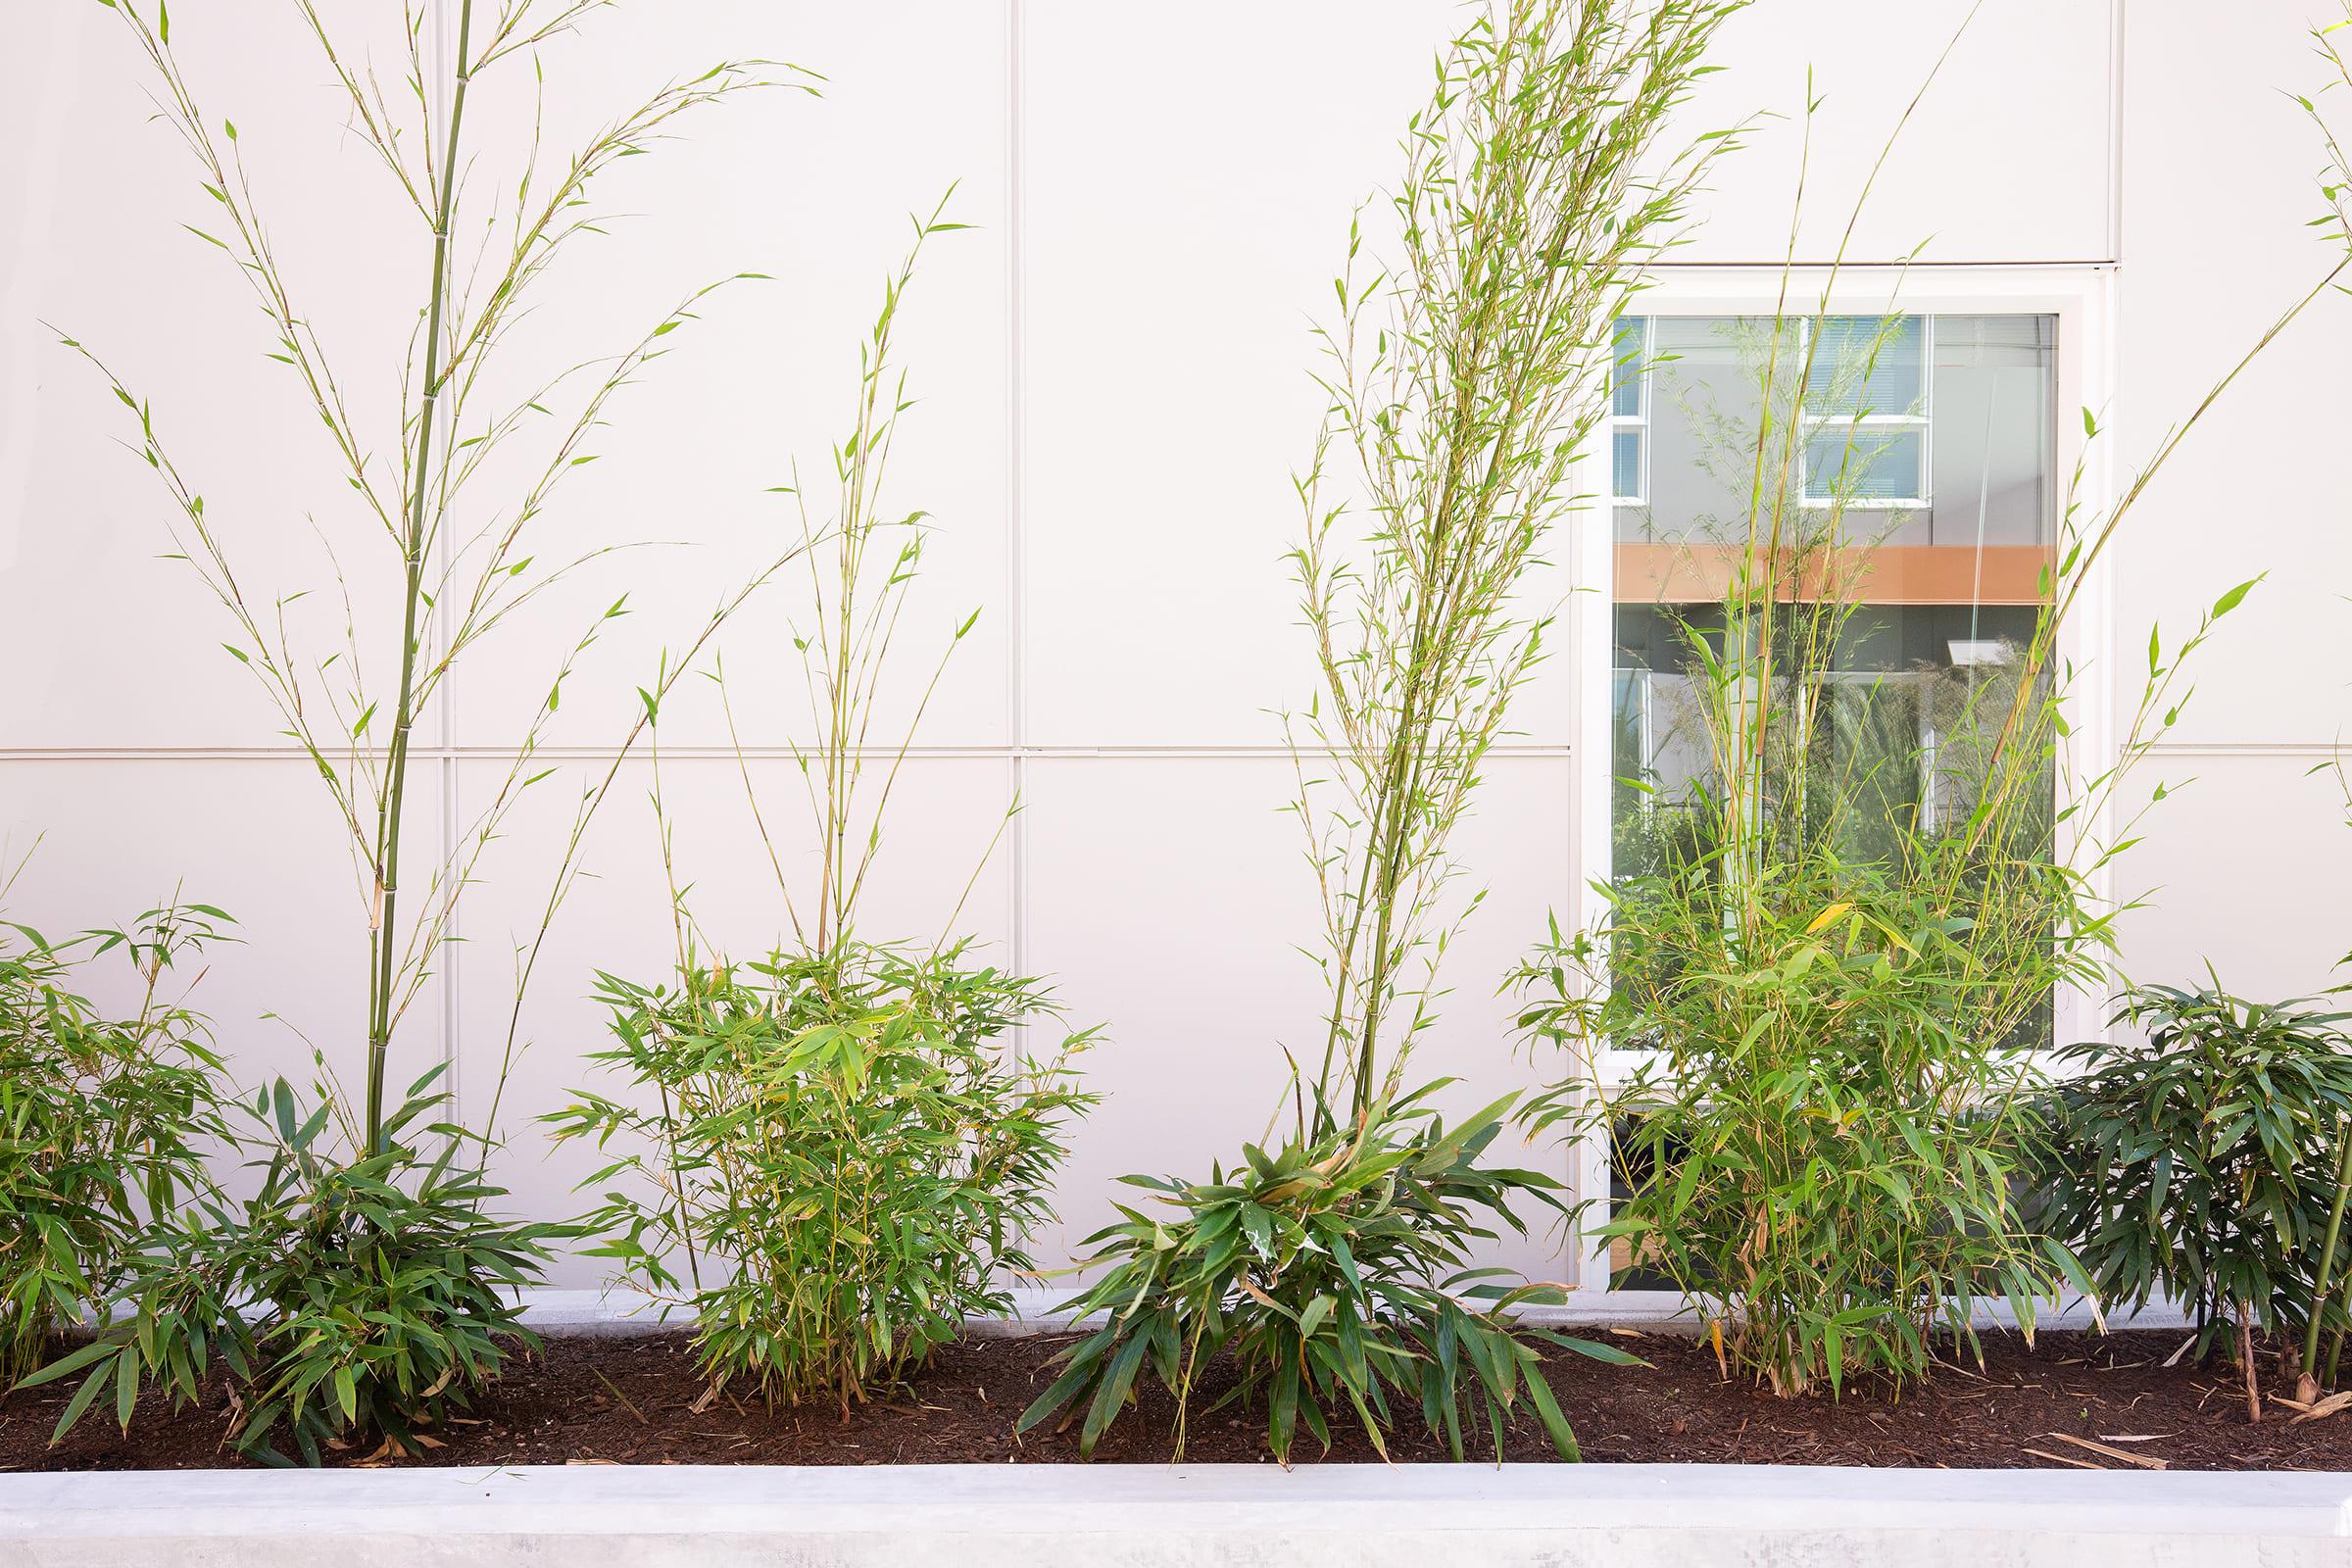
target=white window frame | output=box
[1562,266,2115,1305]
[1796,314,1935,510]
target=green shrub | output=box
[2035,985,2352,1352]
[0,905,230,1388]
[24,1067,562,1464]
[542,199,1096,1415]
[1518,400,2255,1397]
[549,942,1096,1413]
[1017,1087,1634,1462]
[1520,863,2094,1396]
[1529,306,2107,1397]
[1518,14,2352,1392]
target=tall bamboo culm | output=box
[1016,0,1749,1467]
[1291,0,1746,1130]
[74,1,804,1152]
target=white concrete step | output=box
[2,1461,2345,1568]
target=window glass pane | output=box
[1803,424,1924,503]
[1616,314,2053,550]
[1612,428,1643,500]
[1608,313,2059,1046]
[1611,603,2047,872]
[1807,314,1925,417]
[1611,316,1644,416]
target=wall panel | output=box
[8,0,2348,1286]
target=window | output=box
[1609,315,1649,504]
[1591,309,2065,1290]
[1799,315,1931,508]
[1606,310,2059,931]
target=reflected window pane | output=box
[1613,428,1644,501]
[1612,316,1646,416]
[1802,424,1926,504]
[1615,314,2053,552]
[1807,315,1926,416]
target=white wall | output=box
[3,0,2347,1288]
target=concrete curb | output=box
[513,1283,2186,1339]
[1,1462,2344,1568]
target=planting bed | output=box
[5,1327,2349,1473]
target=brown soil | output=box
[4,1328,2349,1472]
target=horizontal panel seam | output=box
[0,744,1584,761]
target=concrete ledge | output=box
[513,1283,2187,1339]
[1,1462,2345,1568]
[512,1285,1109,1339]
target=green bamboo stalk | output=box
[1292,1,1746,1132]
[2329,1256,2352,1384]
[2307,1113,2352,1387]
[88,6,788,1214]
[365,0,477,1157]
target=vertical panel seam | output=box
[2107,0,2125,266]
[1005,0,1030,1008]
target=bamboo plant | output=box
[27,0,811,1462]
[1289,0,1740,1124]
[69,0,803,1156]
[1516,13,2352,1397]
[1019,0,1745,1463]
[2038,984,2352,1419]
[0,891,233,1390]
[548,205,1100,1413]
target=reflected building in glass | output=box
[1607,314,2059,869]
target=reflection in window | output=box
[1613,602,2046,878]
[1610,315,1649,504]
[1802,423,1927,506]
[1614,313,2053,555]
[1606,312,2059,1004]
[1801,315,1931,507]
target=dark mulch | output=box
[4,1328,2349,1472]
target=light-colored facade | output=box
[2,1,2346,1288]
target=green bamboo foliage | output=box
[33,0,812,1462]
[1294,0,1743,1124]
[2036,987,2352,1364]
[0,897,232,1389]
[549,210,1100,1413]
[557,947,1094,1413]
[1021,0,1743,1464]
[1517,24,2352,1397]
[69,0,802,1156]
[761,197,998,960]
